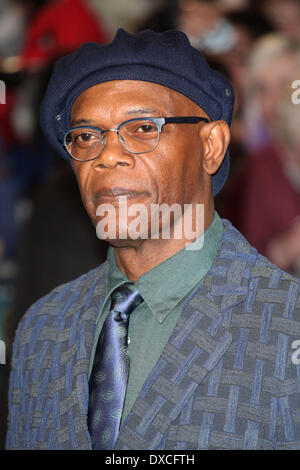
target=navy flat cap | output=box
[40,28,234,196]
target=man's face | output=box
[70,80,210,246]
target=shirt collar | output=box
[106,211,224,323]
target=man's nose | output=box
[92,129,135,170]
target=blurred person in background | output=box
[204,9,273,228]
[0,0,37,265]
[242,34,299,153]
[141,0,235,52]
[11,0,109,142]
[19,0,109,72]
[218,0,249,11]
[259,0,300,42]
[0,0,109,264]
[267,81,300,275]
[0,0,27,62]
[88,0,162,35]
[241,44,300,274]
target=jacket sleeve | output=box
[5,293,49,450]
[5,317,26,449]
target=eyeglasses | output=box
[63,116,210,162]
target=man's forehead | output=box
[72,79,207,117]
[74,79,184,99]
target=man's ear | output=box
[200,120,230,175]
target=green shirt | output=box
[88,211,224,424]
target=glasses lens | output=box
[65,128,103,161]
[119,119,159,154]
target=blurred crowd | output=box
[0,0,300,448]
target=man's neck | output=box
[112,201,215,282]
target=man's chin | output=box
[106,237,145,249]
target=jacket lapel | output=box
[115,221,254,450]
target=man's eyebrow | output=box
[70,108,162,126]
[126,107,161,116]
[70,118,95,127]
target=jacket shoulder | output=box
[222,218,300,286]
[219,219,300,327]
[15,261,107,337]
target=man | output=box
[6,29,300,450]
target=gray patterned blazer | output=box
[6,220,300,450]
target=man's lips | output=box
[92,187,149,204]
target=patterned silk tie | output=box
[88,282,143,450]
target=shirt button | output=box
[127,337,131,345]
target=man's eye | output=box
[137,124,156,133]
[76,133,96,142]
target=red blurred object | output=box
[21,0,109,70]
[0,89,16,151]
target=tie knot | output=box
[110,282,143,321]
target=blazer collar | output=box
[115,221,255,450]
[114,280,238,450]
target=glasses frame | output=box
[63,116,210,162]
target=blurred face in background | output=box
[262,0,300,41]
[221,23,253,90]
[252,51,298,131]
[177,0,220,38]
